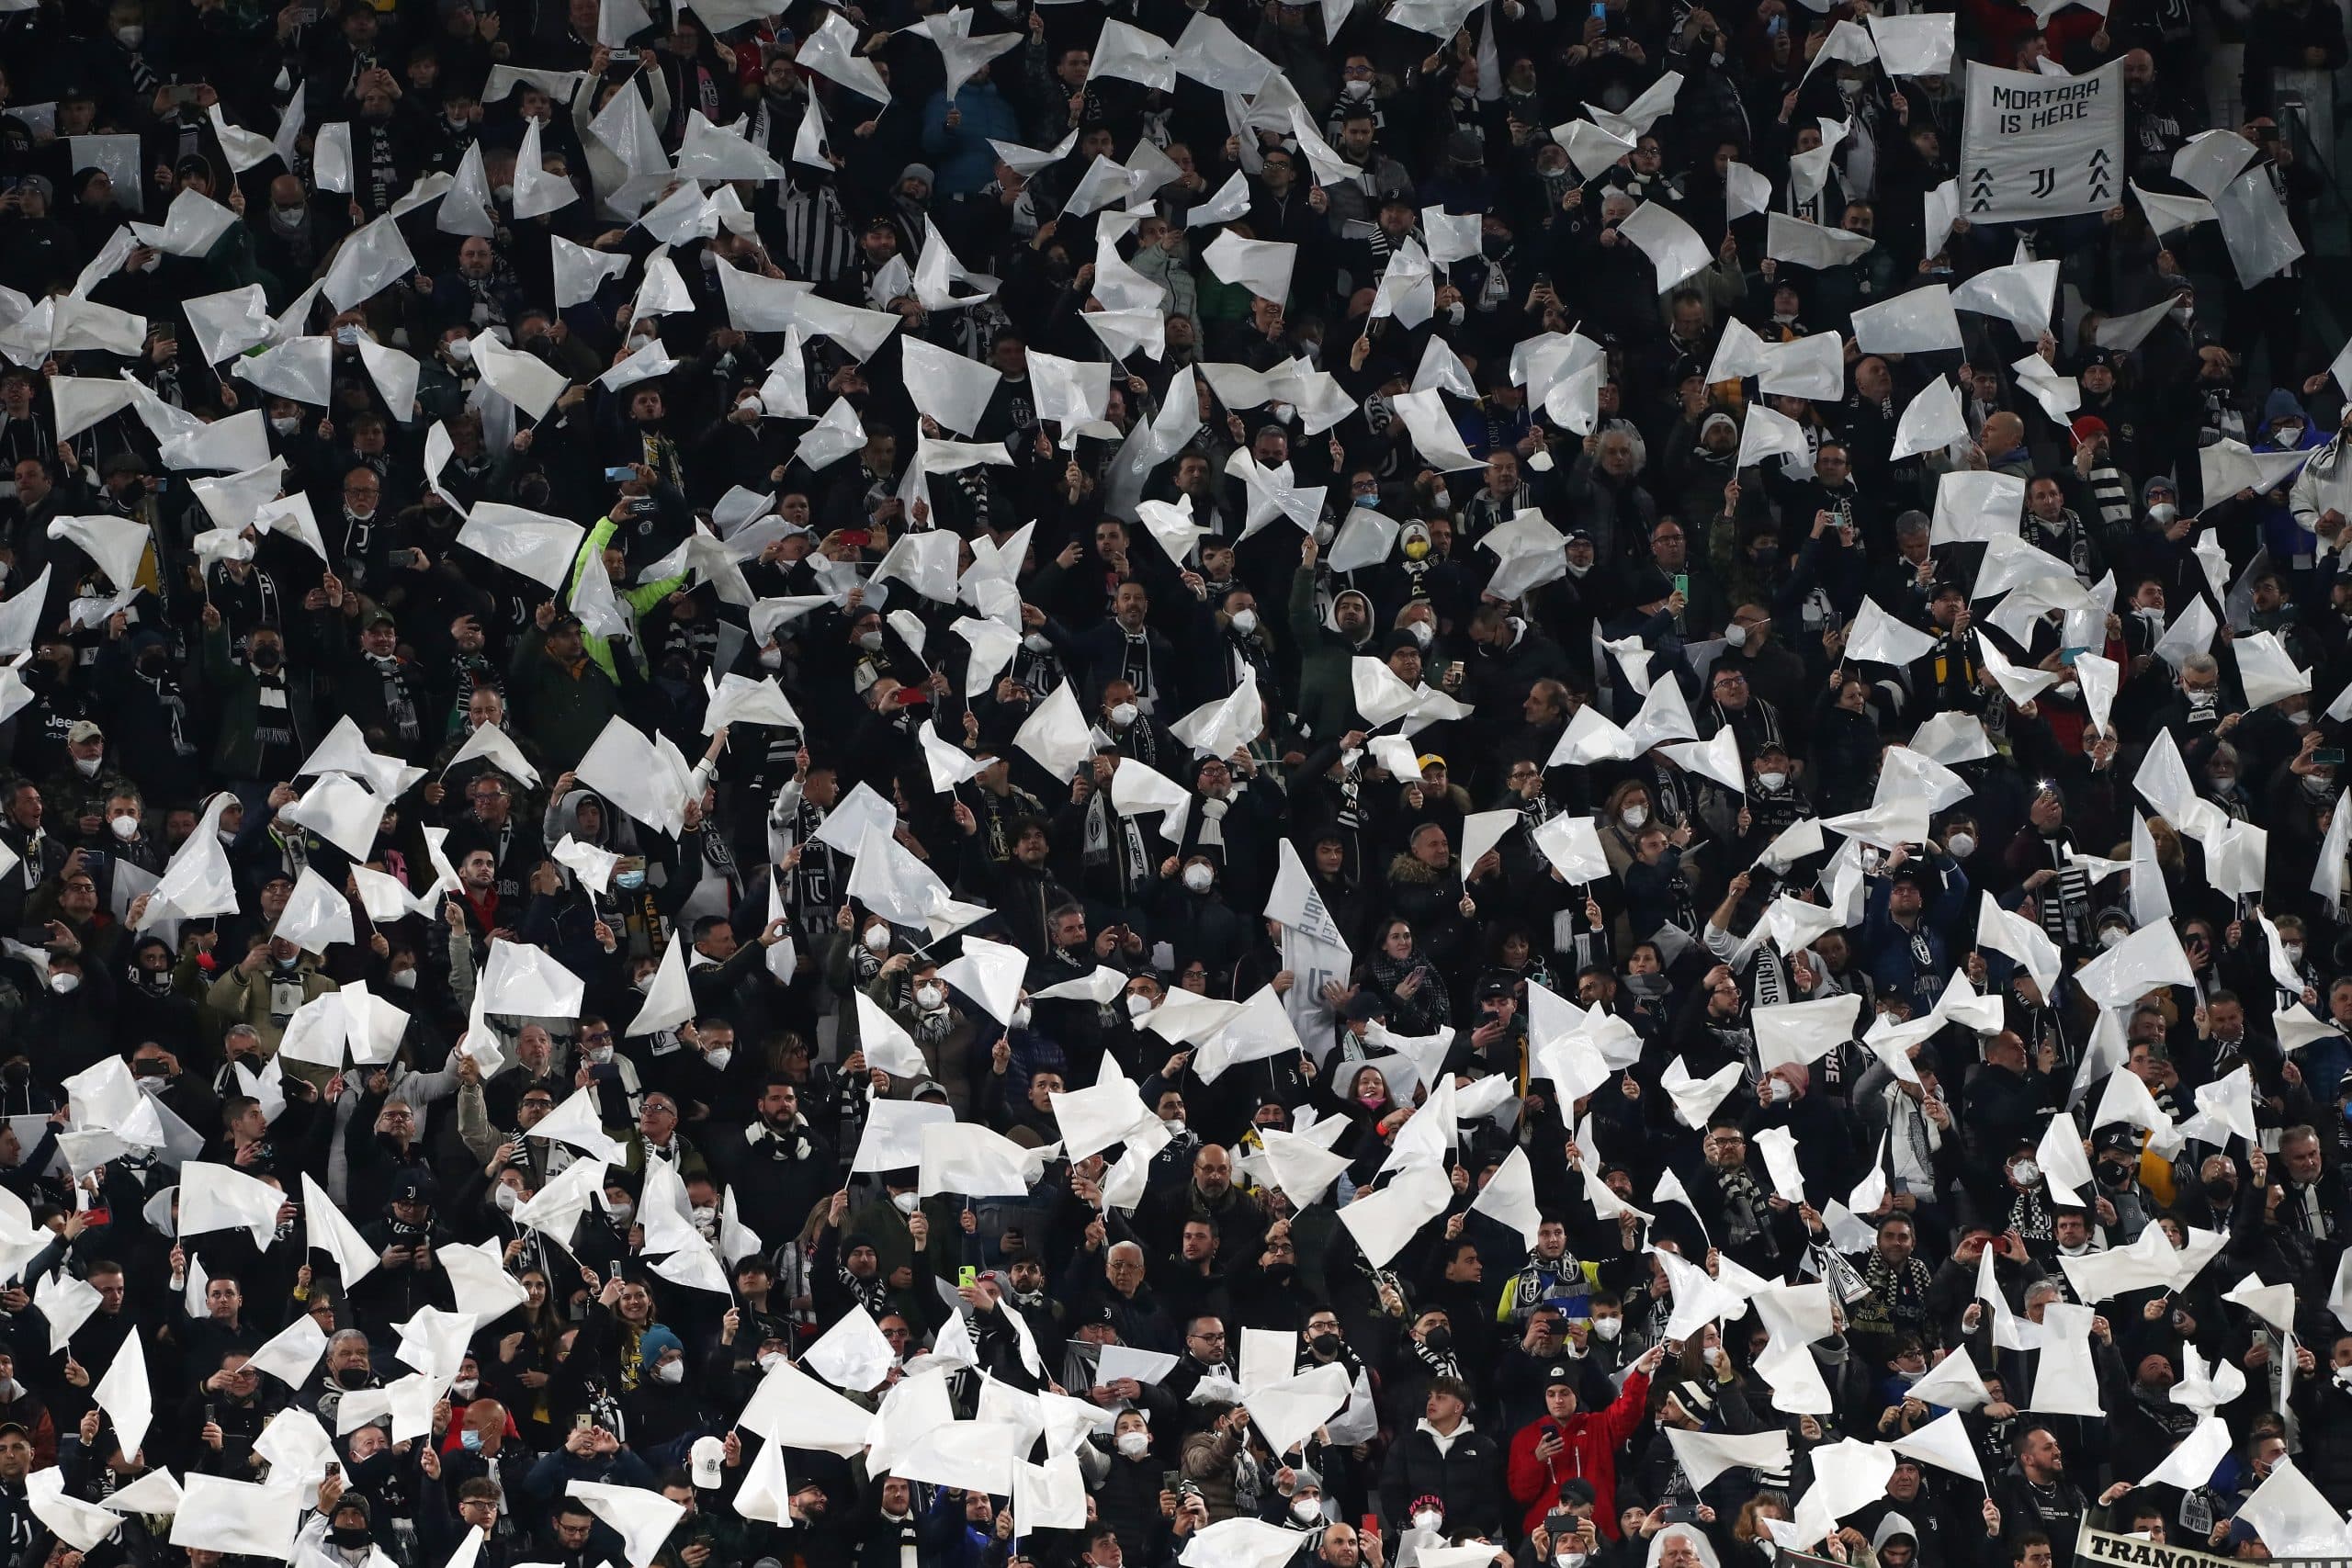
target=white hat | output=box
[690,1435,727,1490]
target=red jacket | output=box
[1505,1370,1651,1539]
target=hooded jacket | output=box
[1292,564,1374,743]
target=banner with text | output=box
[2075,1523,2352,1568]
[1961,59,2122,222]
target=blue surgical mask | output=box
[616,869,646,890]
[460,1427,483,1450]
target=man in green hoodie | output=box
[1289,535,1378,743]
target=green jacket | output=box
[507,624,622,773]
[202,621,322,778]
[565,516,689,682]
[1289,564,1372,744]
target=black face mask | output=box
[331,1528,372,1550]
[336,1366,371,1388]
[2203,1179,2237,1204]
[2097,1163,2132,1188]
[251,644,284,671]
[1311,1333,1343,1358]
[1422,1326,1453,1354]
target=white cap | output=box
[690,1435,727,1490]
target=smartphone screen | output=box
[603,466,633,482]
[2318,748,2346,766]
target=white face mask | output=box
[109,815,139,840]
[2011,1159,2041,1187]
[493,1185,521,1214]
[1764,1077,1793,1103]
[74,756,101,777]
[1229,608,1259,636]
[1182,863,1215,893]
[390,968,419,991]
[759,1350,786,1371]
[1125,993,1154,1020]
[2284,943,2305,965]
[892,1191,920,1215]
[1341,78,1372,98]
[1431,490,1451,511]
[1621,806,1647,829]
[447,338,475,365]
[656,1360,685,1384]
[914,984,945,1011]
[2100,928,2128,949]
[1701,1345,1723,1366]
[1947,832,1977,859]
[864,926,892,953]
[1408,621,1434,648]
[1292,1498,1322,1523]
[1413,1512,1443,1532]
[1724,623,1749,649]
[857,630,886,652]
[271,415,301,435]
[1755,772,1786,792]
[1023,632,1051,653]
[48,974,79,996]
[2290,709,2312,727]
[1011,1003,1033,1028]
[587,1044,614,1065]
[1116,1431,1151,1458]
[1109,702,1138,728]
[1590,1315,1622,1341]
[705,1047,732,1070]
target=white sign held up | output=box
[1961,60,2122,222]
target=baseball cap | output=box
[690,1435,727,1489]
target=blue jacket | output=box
[921,83,1021,197]
[1862,853,1970,1015]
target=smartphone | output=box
[170,84,202,107]
[1767,12,1784,33]
[958,1265,978,1288]
[841,529,871,548]
[576,1413,594,1431]
[83,1208,109,1226]
[1361,1515,1380,1539]
[204,1403,216,1425]
[1663,1504,1699,1526]
[1162,1471,1182,1495]
[1589,1,1605,17]
[604,466,634,482]
[1673,572,1690,599]
[324,1461,340,1479]
[590,1063,619,1082]
[2320,749,2346,766]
